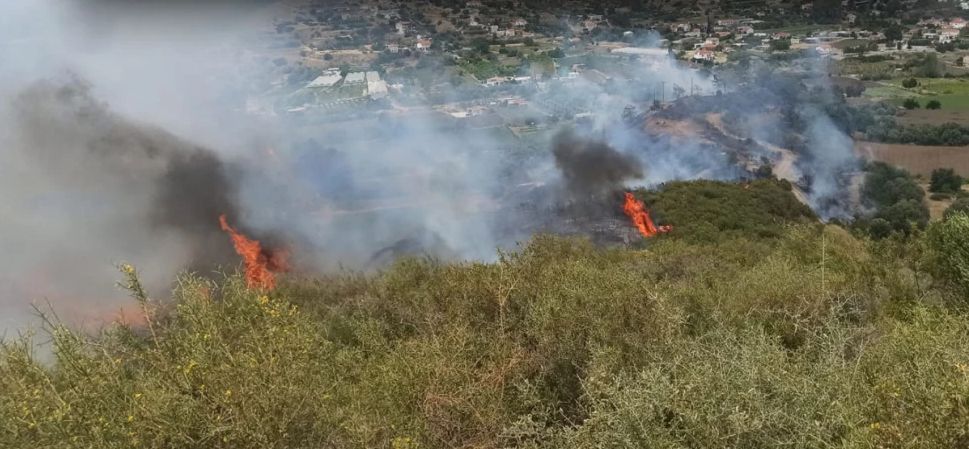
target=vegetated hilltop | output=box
[4,180,969,448]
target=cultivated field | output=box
[896,108,969,126]
[865,77,969,110]
[856,141,969,176]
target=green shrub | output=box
[930,192,952,201]
[930,167,963,193]
[903,98,921,109]
[928,213,969,296]
[945,198,969,218]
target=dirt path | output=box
[706,113,809,205]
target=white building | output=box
[941,28,960,43]
[344,72,366,85]
[305,70,342,88]
[693,50,715,62]
[366,71,388,99]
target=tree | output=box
[755,164,774,179]
[903,98,920,109]
[868,218,894,239]
[769,39,791,51]
[523,37,535,46]
[876,198,930,234]
[926,99,942,110]
[672,84,686,100]
[323,53,333,61]
[902,78,918,88]
[884,25,904,42]
[930,168,963,193]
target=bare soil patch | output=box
[896,108,969,126]
[856,141,969,176]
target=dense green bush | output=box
[637,179,817,243]
[930,167,964,193]
[928,213,969,296]
[862,162,930,236]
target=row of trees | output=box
[867,123,969,147]
[902,98,942,109]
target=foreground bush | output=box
[3,224,969,447]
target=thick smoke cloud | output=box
[10,75,287,271]
[552,128,645,196]
[0,0,865,334]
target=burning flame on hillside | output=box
[622,192,671,238]
[219,214,290,290]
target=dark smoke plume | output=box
[552,128,645,196]
[10,74,283,273]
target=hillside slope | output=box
[3,181,969,448]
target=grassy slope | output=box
[3,180,969,448]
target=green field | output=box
[864,78,969,110]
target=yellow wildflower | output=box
[225,389,232,398]
[183,360,198,375]
[134,393,142,399]
[127,415,134,422]
[870,422,881,430]
[956,363,967,373]
[114,358,122,364]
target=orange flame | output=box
[622,192,671,238]
[744,179,750,189]
[219,214,289,290]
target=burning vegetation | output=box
[219,214,289,290]
[622,192,672,238]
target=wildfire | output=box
[219,214,290,290]
[622,192,672,238]
[744,178,750,189]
